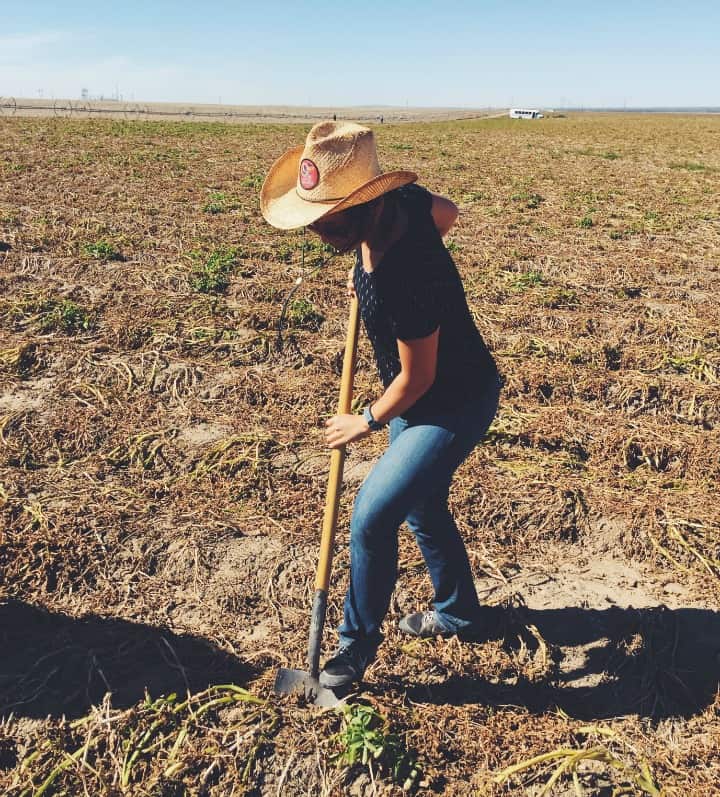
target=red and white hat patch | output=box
[299,158,320,190]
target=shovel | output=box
[274,296,361,707]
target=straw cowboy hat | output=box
[260,121,417,230]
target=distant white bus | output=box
[509,108,544,119]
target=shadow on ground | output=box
[0,601,256,720]
[389,605,720,720]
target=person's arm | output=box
[369,330,438,424]
[430,193,459,237]
[324,329,439,449]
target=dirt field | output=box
[1,113,719,795]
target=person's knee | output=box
[350,486,397,550]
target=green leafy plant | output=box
[82,240,122,261]
[578,215,593,228]
[191,247,241,293]
[202,191,227,214]
[241,173,264,189]
[202,191,243,214]
[512,191,544,209]
[512,270,547,289]
[286,297,325,330]
[40,300,94,334]
[331,703,421,791]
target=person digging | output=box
[261,121,501,691]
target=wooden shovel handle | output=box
[315,297,360,591]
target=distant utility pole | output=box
[37,88,43,98]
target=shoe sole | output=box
[319,672,361,690]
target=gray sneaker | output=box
[398,610,454,638]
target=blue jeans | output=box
[338,381,501,658]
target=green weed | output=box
[202,191,243,214]
[82,240,122,261]
[512,270,547,290]
[331,703,421,791]
[511,191,544,209]
[286,297,325,330]
[40,300,94,334]
[191,247,241,293]
[203,191,227,214]
[578,215,594,228]
[241,173,264,189]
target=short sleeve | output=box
[387,267,442,341]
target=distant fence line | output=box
[0,97,318,121]
[0,97,498,123]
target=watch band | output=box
[363,405,384,432]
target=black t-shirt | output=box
[354,183,499,420]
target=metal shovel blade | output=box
[274,667,343,708]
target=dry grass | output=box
[0,113,719,795]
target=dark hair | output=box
[309,192,400,253]
[310,196,383,252]
[336,196,383,241]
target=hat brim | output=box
[260,144,417,230]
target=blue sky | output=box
[2,1,718,107]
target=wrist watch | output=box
[363,405,384,432]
